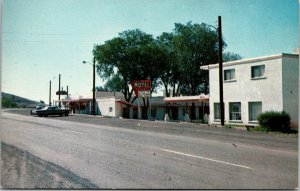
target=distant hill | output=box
[1,92,39,108]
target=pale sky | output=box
[2,0,298,103]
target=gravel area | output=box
[1,142,99,189]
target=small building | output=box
[96,91,135,118]
[96,91,210,123]
[163,95,209,122]
[201,53,299,129]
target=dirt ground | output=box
[1,142,98,189]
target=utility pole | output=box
[82,58,96,115]
[218,16,225,126]
[58,74,61,108]
[49,80,51,106]
[67,85,69,109]
[93,57,96,115]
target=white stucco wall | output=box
[282,55,299,128]
[209,56,284,125]
[115,102,124,118]
[96,97,116,117]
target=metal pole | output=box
[202,101,204,123]
[138,97,140,119]
[218,16,225,126]
[93,57,96,115]
[67,85,69,109]
[49,80,51,106]
[58,74,61,108]
[149,95,151,120]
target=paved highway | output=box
[1,111,298,189]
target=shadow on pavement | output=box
[1,142,99,189]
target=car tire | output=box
[38,115,42,117]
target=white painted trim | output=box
[201,53,298,70]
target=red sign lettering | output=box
[131,80,151,96]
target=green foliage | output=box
[173,22,221,95]
[223,52,242,62]
[257,111,291,132]
[104,74,124,92]
[92,22,242,119]
[248,125,270,132]
[1,97,18,108]
[93,29,162,105]
[95,86,109,91]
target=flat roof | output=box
[201,53,299,70]
[164,95,209,103]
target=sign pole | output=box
[149,93,151,120]
[58,74,61,108]
[138,95,141,120]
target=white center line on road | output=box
[63,129,86,135]
[160,149,253,170]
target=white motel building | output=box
[60,53,298,129]
[201,53,299,129]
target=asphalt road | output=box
[1,110,298,189]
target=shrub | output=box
[248,125,270,132]
[257,111,290,132]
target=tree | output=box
[156,22,227,119]
[223,52,242,62]
[104,74,124,92]
[173,22,224,96]
[93,29,162,118]
[156,32,181,97]
[1,97,17,108]
[95,86,109,91]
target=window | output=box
[109,107,113,112]
[249,102,262,121]
[251,65,265,78]
[182,108,186,116]
[214,103,220,120]
[224,69,235,81]
[229,102,241,120]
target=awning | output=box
[115,99,136,107]
[56,98,92,103]
[163,95,209,103]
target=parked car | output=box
[34,106,70,117]
[31,105,45,115]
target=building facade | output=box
[96,91,210,123]
[202,53,299,128]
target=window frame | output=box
[251,65,265,79]
[229,102,242,121]
[214,103,221,120]
[224,69,236,82]
[248,102,262,122]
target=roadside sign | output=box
[131,80,151,96]
[56,90,67,95]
